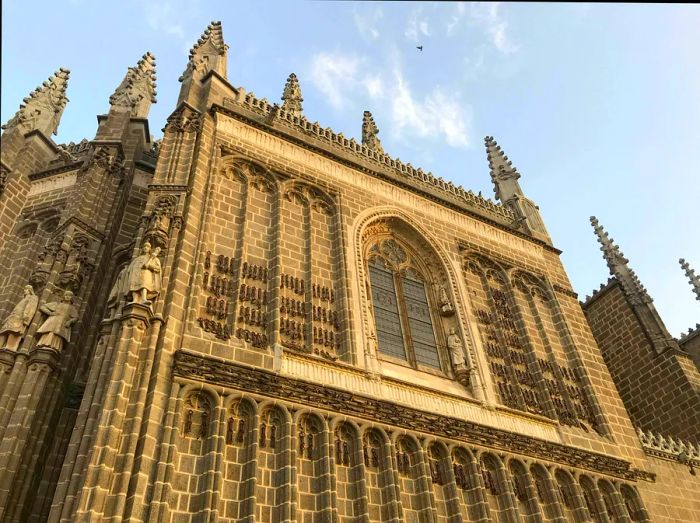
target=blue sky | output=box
[2,1,698,335]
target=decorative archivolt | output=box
[511,269,553,302]
[282,180,335,213]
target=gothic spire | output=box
[362,111,383,154]
[281,73,303,117]
[2,68,70,136]
[484,136,521,202]
[180,20,228,82]
[679,258,700,301]
[590,216,651,305]
[109,52,157,118]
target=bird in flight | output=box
[416,46,423,51]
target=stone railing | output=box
[223,90,515,224]
[637,428,700,465]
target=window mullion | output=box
[394,270,417,368]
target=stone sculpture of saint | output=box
[127,242,162,304]
[0,285,39,351]
[447,327,467,369]
[36,290,78,352]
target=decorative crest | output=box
[362,111,383,154]
[590,216,651,304]
[679,258,700,301]
[281,73,303,117]
[180,20,228,81]
[2,68,70,136]
[109,52,157,118]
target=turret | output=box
[590,216,677,354]
[362,111,383,154]
[177,20,228,106]
[484,136,550,242]
[679,258,700,301]
[281,73,303,118]
[108,52,157,118]
[2,68,70,137]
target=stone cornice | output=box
[173,349,653,482]
[28,161,83,182]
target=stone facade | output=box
[1,21,698,523]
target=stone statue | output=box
[106,265,128,311]
[439,286,454,315]
[36,290,78,352]
[447,327,467,368]
[0,285,39,351]
[127,242,162,304]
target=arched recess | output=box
[511,270,601,433]
[393,434,433,522]
[331,420,366,522]
[529,463,563,521]
[197,156,278,349]
[507,459,539,521]
[362,427,400,522]
[479,453,516,522]
[219,396,257,522]
[554,469,588,523]
[255,403,293,522]
[462,253,544,414]
[598,479,631,523]
[355,210,477,388]
[618,485,650,523]
[277,181,347,361]
[295,411,332,522]
[579,475,607,523]
[451,446,489,521]
[427,441,461,522]
[172,388,218,521]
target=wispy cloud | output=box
[307,50,472,149]
[144,0,201,41]
[446,3,467,36]
[469,2,518,55]
[405,9,431,42]
[391,68,471,148]
[309,52,363,110]
[353,7,383,41]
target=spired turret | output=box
[109,52,157,118]
[281,73,303,118]
[484,136,550,242]
[1,68,70,137]
[590,216,677,354]
[679,258,700,302]
[362,110,383,154]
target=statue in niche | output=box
[438,285,454,316]
[447,328,467,368]
[36,290,78,352]
[0,285,39,351]
[127,242,162,304]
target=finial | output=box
[679,258,700,301]
[180,20,228,81]
[483,135,523,203]
[362,111,383,154]
[281,73,303,117]
[590,216,652,305]
[109,52,157,118]
[2,68,70,136]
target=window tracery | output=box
[367,238,442,370]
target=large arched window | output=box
[367,238,442,370]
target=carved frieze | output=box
[172,350,653,482]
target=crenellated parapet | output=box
[221,90,516,225]
[637,427,700,469]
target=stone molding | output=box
[637,428,700,464]
[173,349,653,482]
